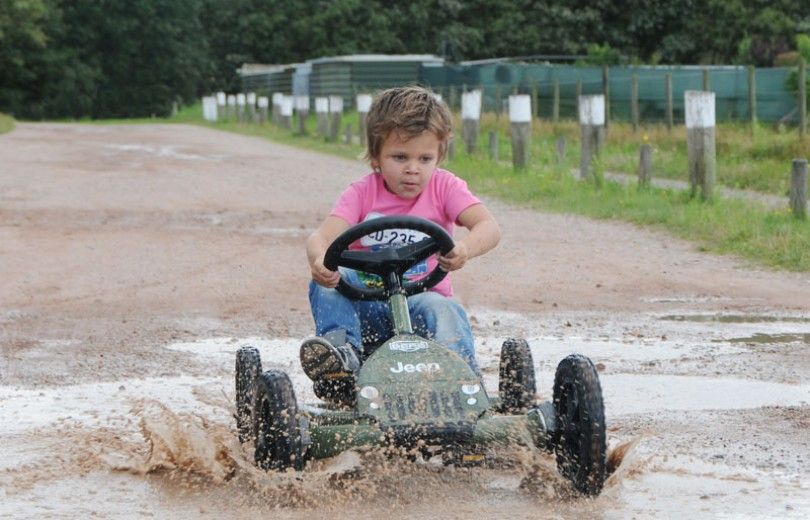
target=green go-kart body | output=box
[302,333,552,461]
[235,216,607,495]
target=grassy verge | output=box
[0,113,15,134]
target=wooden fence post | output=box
[495,84,502,120]
[638,143,653,188]
[509,95,532,169]
[279,95,292,129]
[748,65,757,131]
[315,97,329,137]
[461,89,482,154]
[272,93,282,125]
[666,73,673,132]
[602,66,610,129]
[800,59,807,138]
[702,68,710,91]
[295,95,309,134]
[258,96,269,124]
[576,80,582,121]
[247,92,257,123]
[579,94,605,179]
[236,93,246,122]
[555,136,566,165]
[449,85,457,113]
[216,92,226,121]
[226,94,236,121]
[328,95,343,142]
[531,80,539,120]
[552,79,560,123]
[790,159,808,219]
[631,74,639,132]
[356,93,372,147]
[489,131,498,161]
[685,90,716,201]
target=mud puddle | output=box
[3,309,809,518]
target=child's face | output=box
[372,130,441,199]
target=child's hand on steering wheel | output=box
[438,242,469,272]
[311,256,340,288]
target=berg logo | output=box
[388,340,429,353]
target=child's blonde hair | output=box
[364,86,453,163]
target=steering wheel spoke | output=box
[393,238,440,270]
[338,250,380,272]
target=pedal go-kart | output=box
[235,216,607,495]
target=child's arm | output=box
[306,215,350,287]
[438,203,501,272]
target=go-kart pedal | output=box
[300,329,360,382]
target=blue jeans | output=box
[308,271,479,375]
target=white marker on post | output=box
[295,95,310,112]
[578,95,605,126]
[280,96,293,117]
[356,94,373,113]
[328,96,343,114]
[462,90,482,120]
[509,95,531,123]
[684,91,715,129]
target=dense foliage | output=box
[1,0,808,119]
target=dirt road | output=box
[1,123,808,518]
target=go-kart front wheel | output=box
[253,370,305,471]
[552,354,607,495]
[235,345,262,443]
[498,338,536,413]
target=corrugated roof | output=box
[308,54,443,65]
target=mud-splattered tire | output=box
[552,354,607,496]
[498,338,536,413]
[235,346,262,443]
[253,370,304,471]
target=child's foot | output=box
[300,335,360,381]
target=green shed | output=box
[238,64,295,95]
[308,54,444,109]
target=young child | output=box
[301,86,500,388]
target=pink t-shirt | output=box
[331,168,480,297]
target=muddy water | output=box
[2,309,809,519]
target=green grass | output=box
[0,113,15,134]
[80,104,810,271]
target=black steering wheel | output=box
[323,216,455,301]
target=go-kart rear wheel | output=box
[235,345,262,443]
[552,354,607,496]
[498,338,536,413]
[253,370,304,471]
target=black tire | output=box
[498,338,536,413]
[552,354,607,496]
[235,346,262,443]
[253,370,304,471]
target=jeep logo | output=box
[389,361,441,374]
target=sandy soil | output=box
[1,122,808,519]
